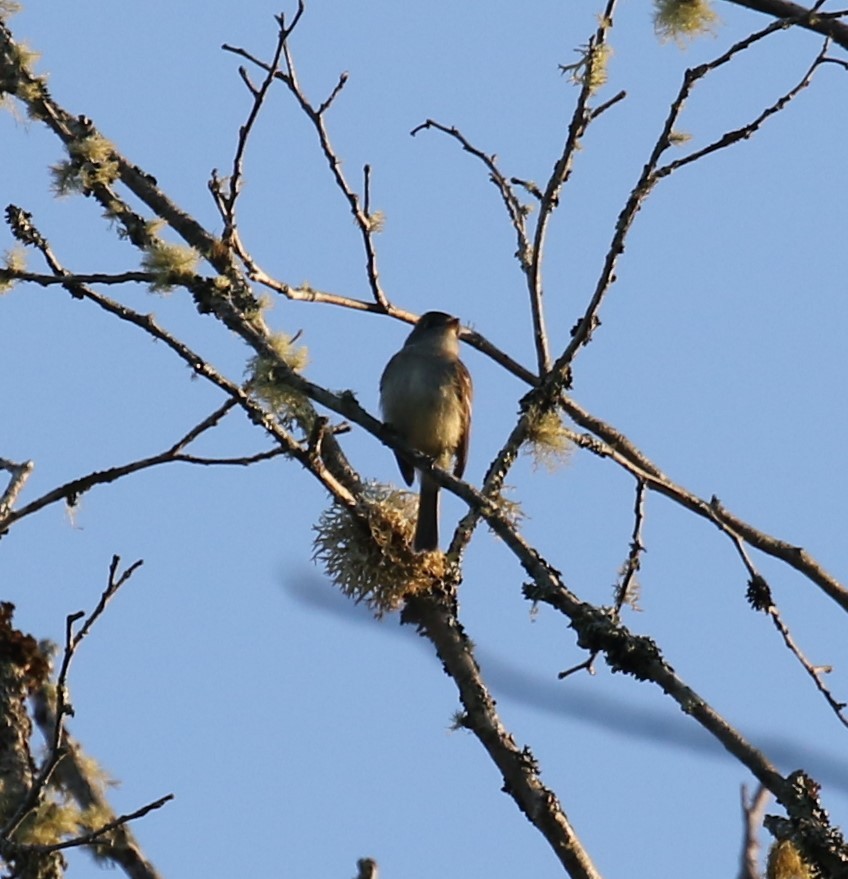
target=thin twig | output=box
[410,119,531,260]
[223,12,390,310]
[613,479,647,615]
[0,557,143,842]
[555,403,848,616]
[588,89,627,120]
[13,794,174,855]
[654,40,829,181]
[362,164,372,218]
[768,604,847,726]
[0,458,34,518]
[527,0,619,374]
[560,479,645,679]
[738,784,770,879]
[0,421,284,532]
[729,532,848,728]
[31,655,166,879]
[217,10,291,246]
[822,55,848,70]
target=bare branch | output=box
[0,269,153,287]
[527,0,620,374]
[217,12,290,246]
[722,0,848,49]
[614,479,647,615]
[403,595,603,879]
[588,88,627,120]
[224,16,390,310]
[766,603,848,728]
[410,119,531,249]
[0,414,283,532]
[559,479,645,680]
[549,13,808,385]
[822,54,848,70]
[317,70,348,116]
[654,39,829,180]
[738,785,770,879]
[31,664,165,879]
[0,458,33,519]
[557,397,848,616]
[731,536,848,727]
[1,557,143,843]
[13,794,173,855]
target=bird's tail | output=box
[414,474,439,552]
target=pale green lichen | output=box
[365,210,386,233]
[313,483,448,615]
[560,42,612,94]
[668,130,693,145]
[0,246,26,293]
[13,775,112,848]
[654,0,719,44]
[49,159,81,196]
[524,408,573,473]
[245,331,312,428]
[141,241,199,292]
[16,74,47,105]
[9,40,39,71]
[50,133,120,195]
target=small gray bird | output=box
[380,312,472,552]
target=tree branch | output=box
[722,0,848,50]
[223,11,391,311]
[403,595,603,879]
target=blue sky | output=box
[2,2,847,877]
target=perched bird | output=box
[380,311,472,552]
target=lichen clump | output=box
[0,246,25,293]
[313,484,447,615]
[561,42,612,94]
[140,241,200,292]
[654,0,718,43]
[766,839,813,879]
[51,133,120,195]
[246,331,311,428]
[524,408,573,472]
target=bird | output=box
[380,311,472,552]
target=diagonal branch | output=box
[722,0,848,49]
[733,537,848,728]
[403,595,603,879]
[654,38,829,180]
[557,395,848,616]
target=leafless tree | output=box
[1,1,847,877]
